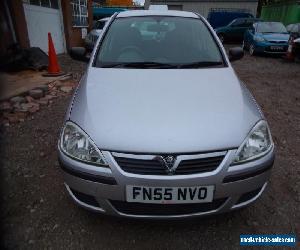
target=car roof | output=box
[116,10,199,19]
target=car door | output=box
[231,19,251,40]
[226,19,245,40]
[241,19,256,40]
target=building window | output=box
[23,0,59,9]
[71,0,88,27]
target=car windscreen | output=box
[94,16,224,68]
[257,22,287,33]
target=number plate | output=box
[126,185,214,204]
[270,46,284,51]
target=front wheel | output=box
[249,44,256,56]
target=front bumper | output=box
[58,148,275,219]
[254,41,288,54]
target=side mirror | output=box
[229,47,244,62]
[69,47,89,62]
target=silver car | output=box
[59,10,275,218]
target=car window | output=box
[95,16,224,67]
[287,24,300,33]
[245,19,256,27]
[244,20,251,27]
[286,24,294,32]
[291,25,299,33]
[257,22,287,33]
[230,19,245,27]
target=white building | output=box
[145,0,258,18]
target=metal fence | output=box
[261,1,300,25]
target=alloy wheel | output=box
[249,44,255,56]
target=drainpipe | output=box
[4,0,17,44]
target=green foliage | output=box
[257,0,296,17]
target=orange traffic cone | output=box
[43,32,65,77]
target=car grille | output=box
[110,198,227,216]
[267,40,287,44]
[113,153,225,175]
[175,156,224,174]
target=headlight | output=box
[233,120,273,164]
[60,121,108,166]
[254,36,265,42]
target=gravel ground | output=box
[1,52,300,249]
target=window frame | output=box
[22,0,59,9]
[231,19,247,28]
[71,0,89,28]
[244,19,256,28]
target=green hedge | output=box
[261,2,300,25]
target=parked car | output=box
[216,18,260,43]
[84,17,109,51]
[286,23,300,38]
[61,10,275,218]
[292,37,300,61]
[243,21,290,56]
[286,23,300,61]
[207,9,254,29]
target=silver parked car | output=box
[85,17,109,51]
[60,10,275,218]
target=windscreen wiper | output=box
[100,62,177,69]
[177,61,224,69]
